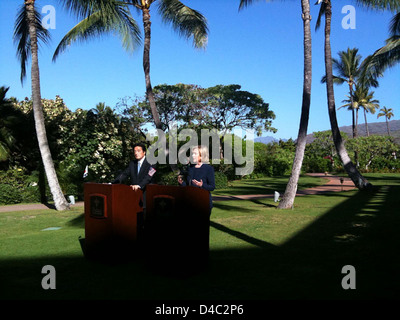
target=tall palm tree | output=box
[54,0,208,132]
[239,0,313,209]
[321,48,361,138]
[131,0,208,131]
[321,48,380,138]
[341,85,380,137]
[377,106,394,136]
[14,1,70,210]
[315,0,399,190]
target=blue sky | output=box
[0,0,399,140]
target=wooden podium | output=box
[144,184,211,274]
[83,183,211,272]
[83,183,143,259]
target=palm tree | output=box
[368,12,400,76]
[239,0,313,209]
[321,48,380,138]
[315,0,399,190]
[321,48,361,138]
[132,0,208,131]
[13,1,70,210]
[377,106,394,136]
[341,86,380,137]
[54,1,208,174]
[54,0,208,132]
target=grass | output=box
[212,174,326,196]
[0,173,399,300]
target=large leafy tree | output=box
[13,1,70,210]
[54,0,208,173]
[204,84,276,136]
[239,0,313,209]
[315,0,400,190]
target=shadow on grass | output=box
[1,186,399,300]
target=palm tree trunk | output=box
[364,108,369,136]
[142,7,162,130]
[323,1,371,190]
[349,83,358,166]
[26,0,69,210]
[141,6,179,173]
[278,0,312,209]
[386,117,391,136]
[349,85,356,138]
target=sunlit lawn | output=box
[0,173,399,300]
[212,174,326,196]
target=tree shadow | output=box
[210,221,276,250]
[1,186,399,300]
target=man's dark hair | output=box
[133,142,146,153]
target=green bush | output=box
[303,157,332,173]
[0,168,41,205]
[214,171,228,189]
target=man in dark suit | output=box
[112,143,156,190]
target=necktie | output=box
[137,162,141,174]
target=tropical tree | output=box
[54,0,208,173]
[13,1,70,210]
[322,48,361,138]
[315,0,399,190]
[54,0,208,129]
[377,106,395,136]
[340,85,380,137]
[0,87,15,162]
[368,12,400,76]
[239,0,313,209]
[130,0,208,131]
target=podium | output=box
[144,184,211,274]
[83,183,143,259]
[83,183,211,273]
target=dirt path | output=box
[0,173,356,213]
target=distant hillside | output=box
[255,120,400,145]
[306,120,400,144]
[254,136,281,144]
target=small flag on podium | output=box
[83,165,88,178]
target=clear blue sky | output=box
[1,0,399,140]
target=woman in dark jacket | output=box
[178,145,215,214]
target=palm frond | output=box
[367,36,400,75]
[389,11,400,35]
[13,4,51,84]
[354,0,400,13]
[321,75,346,84]
[157,0,208,49]
[238,0,263,11]
[53,2,141,61]
[315,1,326,31]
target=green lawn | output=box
[212,174,326,196]
[0,173,399,300]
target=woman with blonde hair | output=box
[178,145,215,214]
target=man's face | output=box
[134,146,145,161]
